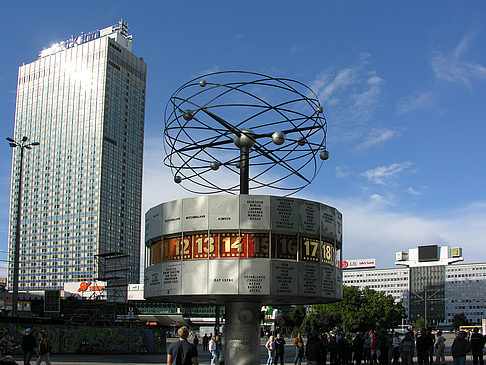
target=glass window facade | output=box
[8,26,146,290]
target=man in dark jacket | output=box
[416,329,433,365]
[20,328,36,365]
[353,332,365,365]
[306,334,323,365]
[451,331,471,365]
[275,333,286,365]
[470,328,485,365]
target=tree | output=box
[299,311,341,334]
[275,305,307,335]
[311,286,406,333]
[452,313,469,330]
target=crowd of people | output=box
[166,325,486,365]
[262,328,486,365]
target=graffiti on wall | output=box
[0,324,166,355]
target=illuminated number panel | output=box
[151,233,339,264]
[321,241,337,265]
[301,237,320,262]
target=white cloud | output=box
[407,187,422,196]
[357,128,396,150]
[314,196,486,267]
[361,162,413,185]
[288,45,305,54]
[397,91,436,115]
[336,166,352,179]
[309,54,385,144]
[431,32,486,88]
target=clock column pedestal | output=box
[224,301,262,365]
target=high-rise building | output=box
[7,20,146,290]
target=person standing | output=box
[416,329,433,365]
[208,336,217,365]
[192,334,199,358]
[363,333,372,364]
[35,330,51,365]
[434,330,446,365]
[353,332,365,365]
[293,333,305,365]
[275,333,286,365]
[319,333,329,365]
[392,333,401,365]
[265,335,276,365]
[470,328,485,365]
[167,326,198,365]
[306,334,322,365]
[202,334,209,352]
[329,335,338,365]
[21,328,36,365]
[370,332,381,365]
[399,332,415,365]
[451,331,471,365]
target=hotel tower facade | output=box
[7,20,146,290]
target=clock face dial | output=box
[238,309,253,323]
[164,71,328,195]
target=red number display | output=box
[247,233,269,258]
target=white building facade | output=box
[7,20,146,290]
[344,246,486,326]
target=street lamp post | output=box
[6,136,39,317]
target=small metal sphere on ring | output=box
[272,131,286,145]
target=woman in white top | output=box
[435,330,446,365]
[209,336,217,365]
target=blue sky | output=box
[1,1,486,276]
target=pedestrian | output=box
[202,334,209,352]
[470,328,484,365]
[392,333,401,365]
[416,329,433,365]
[209,336,218,365]
[215,336,222,362]
[319,333,329,365]
[329,335,338,365]
[306,334,322,365]
[399,332,415,365]
[167,326,198,365]
[426,329,435,365]
[434,331,446,365]
[451,331,471,365]
[275,333,286,365]
[265,335,276,365]
[193,334,199,357]
[363,333,372,364]
[21,328,36,365]
[353,332,365,365]
[293,332,305,365]
[35,330,51,365]
[370,332,381,365]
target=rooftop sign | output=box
[39,29,100,58]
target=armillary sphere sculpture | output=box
[164,70,329,195]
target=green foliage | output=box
[275,306,306,335]
[414,317,426,330]
[311,286,406,333]
[299,311,341,334]
[276,286,406,335]
[452,313,469,330]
